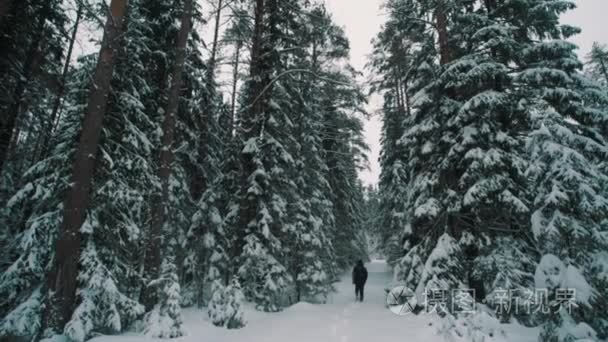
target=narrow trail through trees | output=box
[94,261,442,342]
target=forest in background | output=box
[367,0,608,341]
[0,0,369,340]
[1,0,608,341]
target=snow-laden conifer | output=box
[144,258,184,339]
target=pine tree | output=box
[312,35,369,269]
[64,241,143,342]
[415,233,464,312]
[187,181,229,306]
[142,0,193,316]
[183,0,235,306]
[361,186,382,258]
[56,0,174,336]
[173,4,218,307]
[189,0,224,203]
[144,258,184,338]
[368,0,430,265]
[377,0,608,339]
[0,0,201,338]
[208,276,246,329]
[525,75,608,340]
[223,278,246,329]
[383,0,536,316]
[0,0,377,340]
[0,56,94,340]
[472,236,535,322]
[234,0,298,311]
[44,0,130,334]
[229,0,369,310]
[320,89,369,269]
[224,5,252,125]
[515,1,608,338]
[281,4,359,302]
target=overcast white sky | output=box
[325,0,608,187]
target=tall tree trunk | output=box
[230,41,241,130]
[49,3,83,139]
[33,2,83,164]
[435,0,461,238]
[208,0,222,78]
[143,0,192,312]
[43,0,129,333]
[394,71,404,115]
[400,65,412,117]
[598,57,608,85]
[393,84,401,114]
[435,0,451,65]
[396,63,411,116]
[404,84,411,117]
[190,0,223,201]
[235,0,266,262]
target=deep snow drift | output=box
[90,260,538,342]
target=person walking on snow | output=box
[352,260,368,302]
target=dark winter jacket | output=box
[352,262,368,285]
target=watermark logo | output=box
[386,285,416,316]
[386,286,578,316]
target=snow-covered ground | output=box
[91,260,539,342]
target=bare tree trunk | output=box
[208,0,222,78]
[32,2,83,165]
[394,70,404,115]
[49,3,83,137]
[435,0,451,65]
[230,41,241,131]
[43,0,129,333]
[190,0,223,202]
[434,0,461,239]
[143,0,193,312]
[404,84,411,117]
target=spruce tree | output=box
[368,0,431,265]
[142,0,193,320]
[377,0,608,339]
[184,0,235,307]
[234,0,298,311]
[144,258,184,338]
[208,276,246,329]
[320,82,369,269]
[230,0,369,310]
[44,0,131,335]
[385,0,534,312]
[0,61,90,338]
[521,25,608,342]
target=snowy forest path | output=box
[320,260,432,342]
[185,260,435,341]
[93,260,438,342]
